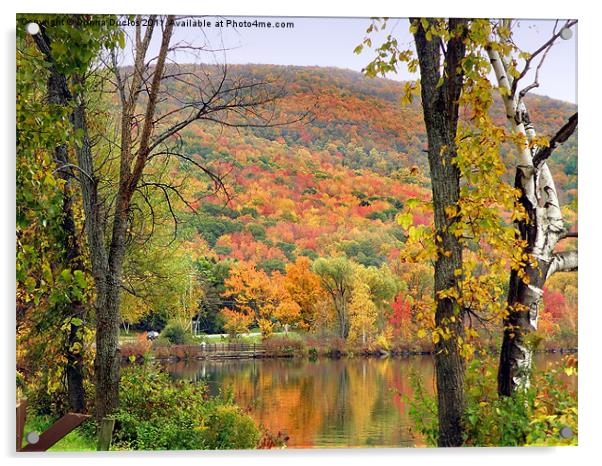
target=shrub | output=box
[201,405,261,449]
[113,364,260,450]
[374,330,393,353]
[257,318,274,338]
[160,322,193,345]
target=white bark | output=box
[547,250,578,278]
[486,39,577,393]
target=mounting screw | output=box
[560,27,573,40]
[25,431,40,444]
[25,22,40,35]
[559,426,573,439]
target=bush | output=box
[405,353,578,446]
[113,364,260,450]
[201,405,262,449]
[160,322,194,345]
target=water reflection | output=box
[162,353,574,448]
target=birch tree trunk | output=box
[412,18,468,447]
[486,43,578,395]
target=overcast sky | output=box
[124,16,577,104]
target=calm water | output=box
[162,353,574,448]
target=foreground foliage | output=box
[112,365,260,450]
[407,354,578,446]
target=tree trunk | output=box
[65,303,86,412]
[33,28,86,413]
[497,168,551,395]
[79,16,174,421]
[70,90,116,420]
[335,295,349,339]
[486,45,578,395]
[93,275,122,420]
[412,17,468,447]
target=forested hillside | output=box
[126,64,577,347]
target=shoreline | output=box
[123,346,578,364]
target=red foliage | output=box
[543,287,567,321]
[388,294,412,333]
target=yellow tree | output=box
[348,281,378,347]
[283,256,325,329]
[273,299,302,335]
[221,262,299,336]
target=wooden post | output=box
[97,417,115,451]
[16,399,27,451]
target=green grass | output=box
[24,414,96,451]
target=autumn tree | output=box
[359,18,578,443]
[221,262,273,335]
[273,299,302,335]
[221,262,301,336]
[387,294,413,343]
[312,256,355,339]
[17,14,120,414]
[359,17,474,446]
[404,18,469,447]
[347,281,378,347]
[485,20,578,394]
[283,256,325,329]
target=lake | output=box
[162,353,574,448]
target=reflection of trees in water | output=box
[160,354,574,448]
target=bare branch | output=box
[128,16,175,193]
[53,163,94,183]
[533,112,578,168]
[510,19,577,98]
[558,229,578,240]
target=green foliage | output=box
[406,355,578,446]
[299,249,318,260]
[16,13,123,416]
[257,257,286,274]
[276,241,297,261]
[246,223,267,240]
[195,257,232,334]
[201,405,261,449]
[201,202,239,219]
[339,238,385,267]
[113,365,261,450]
[159,322,194,345]
[405,372,438,445]
[196,216,243,247]
[17,14,122,76]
